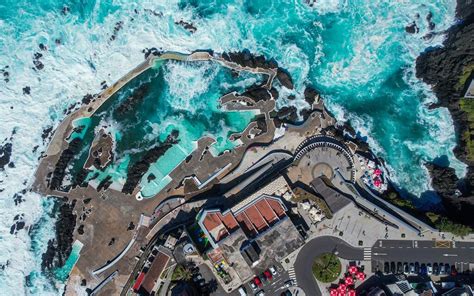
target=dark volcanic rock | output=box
[416,2,474,227]
[22,86,31,95]
[61,6,70,15]
[405,22,419,34]
[143,47,163,59]
[222,50,278,69]
[81,94,94,105]
[122,131,179,194]
[10,215,26,235]
[116,82,150,114]
[77,224,84,235]
[42,126,53,142]
[242,84,272,102]
[147,173,156,182]
[426,163,474,227]
[1,66,10,83]
[425,163,459,198]
[42,198,76,271]
[304,85,319,106]
[276,68,294,89]
[49,138,83,191]
[97,175,112,192]
[110,21,124,41]
[0,141,12,170]
[426,12,436,31]
[33,52,44,70]
[175,20,197,33]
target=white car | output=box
[256,291,265,296]
[427,264,433,275]
[284,280,294,288]
[250,282,258,291]
[238,287,247,296]
[269,265,278,275]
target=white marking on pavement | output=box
[443,254,458,257]
[364,248,372,261]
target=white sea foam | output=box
[164,61,217,112]
[0,0,463,294]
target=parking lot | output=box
[199,264,296,296]
[371,239,474,275]
[241,265,292,296]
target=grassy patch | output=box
[459,98,474,161]
[385,191,416,210]
[171,265,192,281]
[312,253,341,283]
[293,187,333,219]
[427,212,472,237]
[455,64,474,91]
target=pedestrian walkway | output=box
[363,248,372,261]
[288,266,298,285]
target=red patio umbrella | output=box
[374,179,381,187]
[330,288,338,296]
[345,276,354,285]
[338,283,347,293]
[356,272,366,281]
[348,289,356,296]
[374,168,382,176]
[349,266,358,274]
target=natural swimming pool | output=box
[68,58,262,198]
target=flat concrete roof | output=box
[311,177,352,214]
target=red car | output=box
[451,265,457,276]
[254,276,263,287]
[264,269,273,280]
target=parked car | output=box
[280,291,291,296]
[250,282,258,291]
[420,264,427,275]
[284,280,294,288]
[409,263,415,274]
[439,263,446,275]
[427,263,433,275]
[238,287,248,296]
[433,263,439,275]
[403,262,409,274]
[264,270,273,281]
[269,266,278,275]
[414,262,420,274]
[254,276,263,287]
[256,290,265,296]
[384,262,390,274]
[445,263,450,274]
[397,262,403,274]
[390,262,396,274]
[260,273,268,283]
[451,265,457,276]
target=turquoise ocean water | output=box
[0,0,465,294]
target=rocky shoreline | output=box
[416,1,474,228]
[41,197,76,271]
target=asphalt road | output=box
[294,236,365,295]
[371,240,474,270]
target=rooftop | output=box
[311,177,352,214]
[140,250,170,295]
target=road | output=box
[294,236,365,295]
[371,240,474,272]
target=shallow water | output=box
[0,0,465,294]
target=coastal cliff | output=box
[416,1,474,227]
